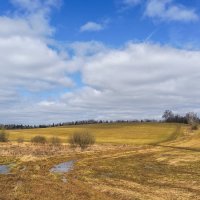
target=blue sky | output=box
[1,0,200,124]
[57,0,199,46]
[43,0,200,47]
[1,0,199,47]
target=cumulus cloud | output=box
[1,0,200,124]
[0,0,75,96]
[9,0,62,36]
[2,38,200,124]
[26,42,200,124]
[0,36,74,89]
[0,0,77,124]
[145,0,198,22]
[80,22,105,32]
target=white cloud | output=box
[2,39,200,124]
[9,0,61,36]
[1,0,200,124]
[19,42,200,124]
[80,22,105,32]
[0,0,75,111]
[145,0,198,22]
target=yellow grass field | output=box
[7,122,183,144]
[1,122,200,200]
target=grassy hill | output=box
[1,122,200,200]
[7,122,183,144]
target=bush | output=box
[68,131,95,150]
[17,137,24,143]
[50,137,61,146]
[31,135,47,144]
[0,129,8,142]
[191,123,198,130]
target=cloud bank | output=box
[22,41,200,124]
[1,0,200,124]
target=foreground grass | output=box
[0,144,200,200]
[1,123,200,200]
[7,123,181,145]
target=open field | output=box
[7,123,183,144]
[1,123,200,200]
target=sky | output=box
[1,0,200,124]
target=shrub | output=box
[31,135,47,144]
[0,129,8,142]
[68,131,95,150]
[50,137,61,146]
[17,137,24,143]
[191,123,198,130]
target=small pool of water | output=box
[0,165,10,174]
[50,161,74,173]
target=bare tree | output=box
[185,112,199,130]
[185,112,198,124]
[162,110,174,122]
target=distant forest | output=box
[0,110,199,130]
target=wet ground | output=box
[0,165,10,174]
[50,160,74,173]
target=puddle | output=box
[0,165,10,174]
[50,161,74,173]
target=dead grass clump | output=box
[68,131,95,150]
[31,135,47,144]
[0,129,9,142]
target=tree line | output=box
[162,110,199,124]
[0,119,160,130]
[0,110,199,130]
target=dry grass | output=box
[7,123,181,145]
[1,123,200,200]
